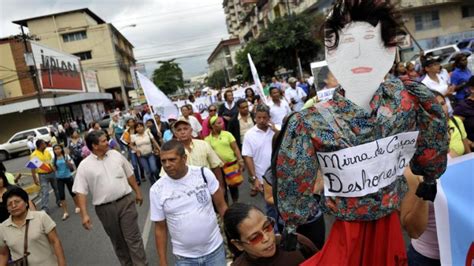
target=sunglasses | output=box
[236,217,275,245]
[209,109,217,112]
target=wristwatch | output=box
[248,175,257,183]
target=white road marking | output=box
[142,208,152,246]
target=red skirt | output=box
[301,212,407,266]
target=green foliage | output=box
[207,69,227,88]
[236,13,324,81]
[152,59,184,95]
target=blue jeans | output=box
[175,243,225,266]
[138,153,157,184]
[128,151,141,183]
[39,172,60,212]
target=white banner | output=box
[136,72,179,120]
[318,131,419,197]
[247,54,268,104]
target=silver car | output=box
[0,126,51,161]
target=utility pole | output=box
[16,26,45,121]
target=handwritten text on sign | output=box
[317,131,419,197]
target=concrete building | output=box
[397,0,474,60]
[223,0,332,44]
[207,38,241,81]
[0,37,111,142]
[12,8,136,108]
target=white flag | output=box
[247,53,268,104]
[136,72,179,120]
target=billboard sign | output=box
[83,70,100,92]
[30,42,85,92]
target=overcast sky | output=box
[0,0,229,78]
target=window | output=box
[414,10,440,31]
[10,131,35,143]
[37,128,49,135]
[462,5,474,18]
[73,51,92,61]
[62,31,87,42]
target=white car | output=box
[0,126,51,161]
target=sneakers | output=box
[62,213,69,221]
[75,207,80,214]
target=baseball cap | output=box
[172,118,191,129]
[421,55,441,68]
[167,114,177,121]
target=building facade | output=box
[223,0,332,44]
[397,0,474,60]
[0,37,111,142]
[207,38,241,81]
[12,8,136,107]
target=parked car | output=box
[409,44,472,72]
[410,44,460,66]
[457,38,474,53]
[0,126,51,161]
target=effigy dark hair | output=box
[324,0,405,50]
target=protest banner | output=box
[434,153,474,266]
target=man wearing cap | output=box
[285,77,307,111]
[179,105,202,138]
[169,118,225,192]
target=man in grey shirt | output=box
[73,130,147,266]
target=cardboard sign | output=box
[317,131,419,197]
[317,88,335,102]
[326,22,395,111]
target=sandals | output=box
[62,213,69,221]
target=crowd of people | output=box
[0,1,472,265]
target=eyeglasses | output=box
[236,217,275,245]
[209,109,217,112]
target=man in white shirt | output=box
[73,130,147,266]
[242,104,278,196]
[151,140,227,266]
[179,105,202,138]
[285,77,307,111]
[268,87,291,128]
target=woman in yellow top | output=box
[205,115,245,203]
[432,91,471,158]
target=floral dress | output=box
[275,78,448,265]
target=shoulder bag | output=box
[8,220,30,266]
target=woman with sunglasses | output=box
[224,203,317,265]
[201,104,225,138]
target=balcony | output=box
[399,0,463,9]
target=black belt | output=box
[97,193,130,206]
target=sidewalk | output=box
[15,171,40,201]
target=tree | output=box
[152,59,184,95]
[236,13,324,82]
[207,69,227,89]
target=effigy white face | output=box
[326,21,396,111]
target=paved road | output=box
[2,155,266,265]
